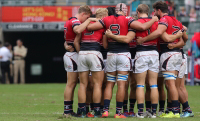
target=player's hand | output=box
[136,37,145,45]
[177,30,183,38]
[167,43,174,49]
[152,16,159,22]
[183,25,188,31]
[88,18,99,22]
[105,29,113,38]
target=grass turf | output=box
[0,84,200,121]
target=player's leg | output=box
[147,70,159,117]
[102,53,116,118]
[115,71,129,118]
[102,72,116,117]
[145,79,151,117]
[63,53,78,116]
[101,74,107,113]
[157,77,166,115]
[86,74,94,117]
[123,79,129,116]
[161,52,182,118]
[129,72,136,117]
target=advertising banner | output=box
[2,5,129,22]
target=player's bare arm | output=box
[102,35,108,49]
[73,18,98,34]
[130,16,158,31]
[64,41,74,52]
[136,24,167,45]
[87,21,104,31]
[73,34,82,52]
[105,29,135,43]
[161,30,183,43]
[167,37,185,49]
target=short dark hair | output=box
[153,1,169,13]
[4,42,10,47]
[107,7,116,16]
[17,39,23,43]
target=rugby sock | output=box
[165,100,172,113]
[152,104,158,115]
[64,101,72,114]
[94,103,101,115]
[145,101,151,112]
[100,105,104,113]
[172,100,179,114]
[78,103,86,115]
[182,101,192,113]
[137,103,144,116]
[71,100,73,112]
[129,99,136,113]
[123,100,128,113]
[90,103,94,112]
[178,102,181,114]
[103,99,110,112]
[86,103,90,114]
[159,100,165,112]
[116,102,123,114]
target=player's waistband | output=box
[136,45,157,52]
[108,42,130,53]
[80,42,101,51]
[160,44,180,54]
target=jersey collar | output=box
[69,17,78,20]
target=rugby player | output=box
[137,1,188,118]
[74,8,108,118]
[63,5,97,117]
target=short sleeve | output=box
[71,19,81,28]
[128,27,136,33]
[158,17,168,27]
[99,17,107,28]
[126,16,135,27]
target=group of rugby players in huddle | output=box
[63,1,194,118]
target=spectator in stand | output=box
[168,1,177,18]
[195,1,200,11]
[178,7,187,16]
[189,8,197,22]
[185,0,195,15]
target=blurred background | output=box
[0,0,199,85]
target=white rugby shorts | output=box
[78,51,104,72]
[106,52,131,72]
[133,51,159,73]
[160,52,182,72]
[178,54,188,78]
[63,52,78,72]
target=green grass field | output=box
[0,84,200,121]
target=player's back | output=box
[100,14,134,53]
[135,17,158,51]
[159,15,184,52]
[81,21,104,51]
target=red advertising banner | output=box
[2,6,129,22]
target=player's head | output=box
[78,5,92,22]
[95,8,108,19]
[153,1,168,19]
[136,4,150,18]
[107,7,116,16]
[115,3,128,16]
